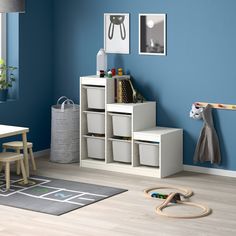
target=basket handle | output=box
[61,99,76,112]
[57,96,68,105]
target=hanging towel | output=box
[193,104,221,164]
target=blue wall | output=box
[53,0,236,171]
[0,0,53,151]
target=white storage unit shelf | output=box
[80,75,183,178]
[133,127,183,178]
[109,112,131,137]
[84,135,105,160]
[110,138,131,163]
[136,141,159,167]
[84,85,105,110]
[80,76,115,163]
[84,110,105,134]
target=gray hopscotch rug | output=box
[0,174,127,215]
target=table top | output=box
[0,125,29,138]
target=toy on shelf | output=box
[107,71,112,78]
[96,48,107,75]
[118,68,123,76]
[111,68,116,76]
[99,70,105,78]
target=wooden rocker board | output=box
[144,185,211,219]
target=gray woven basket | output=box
[50,97,80,163]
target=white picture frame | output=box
[104,13,130,54]
[139,14,166,56]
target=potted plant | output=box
[0,59,17,102]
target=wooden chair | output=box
[2,141,37,174]
[0,152,28,190]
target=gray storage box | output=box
[110,138,131,163]
[136,141,159,167]
[85,136,105,160]
[84,86,105,110]
[84,111,105,134]
[109,113,131,137]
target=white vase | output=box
[96,48,107,75]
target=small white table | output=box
[0,125,30,177]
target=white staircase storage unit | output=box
[80,75,183,178]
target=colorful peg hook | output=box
[195,102,236,111]
[218,104,224,108]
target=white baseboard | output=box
[33,149,236,178]
[34,149,50,158]
[184,165,236,178]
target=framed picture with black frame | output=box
[139,14,166,56]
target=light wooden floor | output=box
[0,156,236,236]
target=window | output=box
[0,13,19,100]
[0,13,19,101]
[0,13,6,60]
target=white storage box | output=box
[84,86,105,110]
[136,141,159,167]
[85,136,105,160]
[110,138,131,163]
[84,111,105,134]
[109,113,131,137]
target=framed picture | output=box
[104,13,129,54]
[139,14,166,55]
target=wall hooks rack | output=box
[195,102,236,110]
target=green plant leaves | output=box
[0,58,17,90]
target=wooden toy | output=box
[144,185,211,219]
[118,68,123,76]
[111,68,116,76]
[99,70,105,78]
[107,71,112,78]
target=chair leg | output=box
[16,161,21,175]
[5,162,10,190]
[0,148,6,172]
[20,159,28,185]
[22,133,30,177]
[16,149,21,175]
[29,148,36,171]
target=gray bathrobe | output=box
[193,104,221,164]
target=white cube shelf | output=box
[84,111,105,134]
[110,138,131,163]
[133,127,183,178]
[109,113,131,137]
[136,141,159,167]
[80,76,115,164]
[85,135,105,160]
[84,85,105,110]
